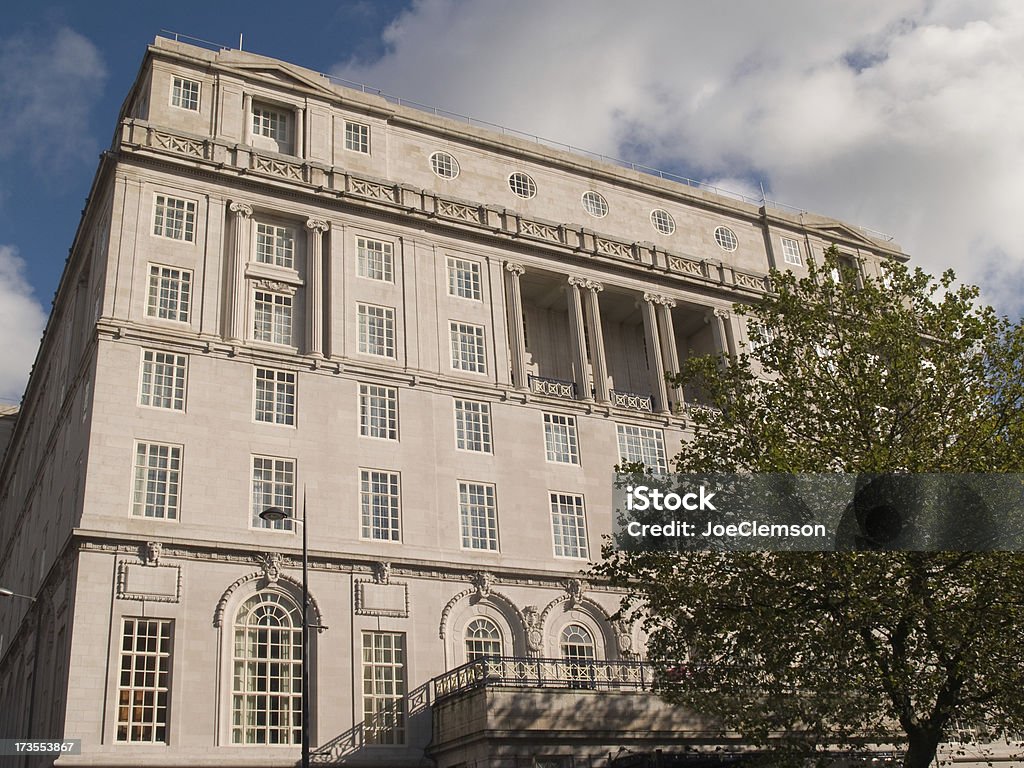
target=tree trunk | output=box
[903,727,943,768]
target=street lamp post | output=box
[259,489,310,768]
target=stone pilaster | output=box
[582,281,610,404]
[566,277,592,401]
[227,202,253,342]
[305,218,329,357]
[641,294,670,414]
[504,263,528,389]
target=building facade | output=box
[4,35,987,768]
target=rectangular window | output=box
[781,237,803,266]
[116,618,172,743]
[357,304,395,358]
[359,384,398,440]
[254,368,296,426]
[360,469,400,541]
[362,632,405,745]
[616,424,667,472]
[447,257,482,300]
[170,76,199,111]
[252,456,295,530]
[459,481,498,551]
[253,290,293,345]
[454,399,492,453]
[345,121,370,153]
[550,492,588,559]
[153,195,195,242]
[450,321,486,373]
[147,265,192,322]
[544,413,579,464]
[252,104,289,142]
[139,350,186,410]
[255,223,296,268]
[132,442,181,520]
[357,238,393,282]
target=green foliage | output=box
[595,249,1024,767]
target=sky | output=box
[1,0,1022,403]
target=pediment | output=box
[804,218,883,249]
[228,62,337,99]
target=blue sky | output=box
[2,0,1022,401]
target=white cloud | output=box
[0,26,107,172]
[0,246,47,403]
[336,0,1024,316]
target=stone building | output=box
[0,35,960,768]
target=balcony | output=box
[428,657,736,768]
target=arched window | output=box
[231,592,302,744]
[465,618,502,661]
[560,623,596,687]
[560,623,596,660]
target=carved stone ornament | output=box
[142,541,162,566]
[472,571,494,598]
[643,292,676,308]
[522,604,544,655]
[259,553,284,584]
[504,262,526,276]
[305,217,330,233]
[229,201,253,218]
[567,276,589,288]
[584,279,604,293]
[564,578,586,606]
[373,561,391,585]
[253,279,298,295]
[712,307,731,320]
[614,618,635,658]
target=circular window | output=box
[508,172,537,199]
[581,191,608,218]
[714,226,738,251]
[430,151,460,179]
[651,209,675,235]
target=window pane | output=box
[360,470,401,541]
[117,619,173,743]
[362,632,405,744]
[359,384,398,440]
[550,492,588,558]
[543,413,579,464]
[459,482,498,550]
[616,424,667,472]
[231,594,302,744]
[454,399,491,452]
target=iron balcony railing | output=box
[610,389,654,412]
[432,656,653,701]
[528,375,578,400]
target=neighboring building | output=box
[4,34,1004,768]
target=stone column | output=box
[305,218,329,357]
[653,296,683,410]
[641,294,670,414]
[294,106,304,158]
[566,277,592,401]
[719,308,738,357]
[227,202,252,342]
[582,281,610,404]
[242,93,252,144]
[705,308,729,361]
[504,263,528,390]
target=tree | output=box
[595,249,1024,768]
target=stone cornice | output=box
[74,532,629,592]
